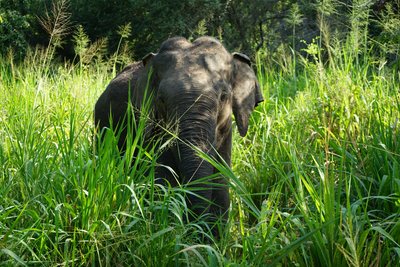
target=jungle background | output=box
[1,0,398,66]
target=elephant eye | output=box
[220,93,227,102]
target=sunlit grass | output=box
[232,42,400,265]
[1,37,399,266]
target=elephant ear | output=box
[232,53,264,137]
[132,52,157,108]
[142,52,157,66]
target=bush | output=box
[0,9,30,59]
[0,0,49,59]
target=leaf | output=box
[1,249,28,266]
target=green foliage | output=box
[0,9,30,59]
[112,23,133,75]
[1,28,400,265]
[1,0,400,265]
[67,0,223,59]
[232,32,400,265]
[73,25,90,61]
[127,0,223,57]
[73,25,108,69]
[1,0,399,70]
[374,0,400,68]
[38,0,72,69]
[0,0,50,59]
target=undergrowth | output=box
[1,7,400,265]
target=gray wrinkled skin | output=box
[94,36,263,237]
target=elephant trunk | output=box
[174,95,218,220]
[178,130,215,221]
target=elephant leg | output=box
[207,125,232,237]
[155,148,179,187]
[210,177,230,217]
[208,177,230,238]
[212,126,232,217]
[217,122,232,166]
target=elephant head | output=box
[140,37,263,221]
[94,36,263,235]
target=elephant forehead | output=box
[154,37,231,73]
[155,53,231,83]
[158,71,215,95]
[191,36,227,53]
[159,37,191,53]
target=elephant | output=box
[94,36,263,236]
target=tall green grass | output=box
[1,38,400,266]
[231,39,400,265]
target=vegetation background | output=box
[1,0,399,266]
